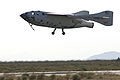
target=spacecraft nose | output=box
[20,13,26,20]
[20,13,30,23]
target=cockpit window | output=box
[32,12,34,15]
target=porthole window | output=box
[46,22,49,24]
[37,13,39,15]
[41,20,43,22]
[42,13,45,15]
[54,25,56,26]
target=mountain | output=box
[87,51,120,60]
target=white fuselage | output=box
[21,11,94,29]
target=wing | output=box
[45,13,78,28]
[46,12,85,24]
[46,13,89,21]
[46,13,74,18]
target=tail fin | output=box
[89,11,113,26]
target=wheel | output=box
[91,23,94,28]
[62,32,65,35]
[52,32,55,35]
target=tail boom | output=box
[89,11,113,26]
[73,11,113,26]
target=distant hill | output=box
[87,51,120,60]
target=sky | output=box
[0,0,120,61]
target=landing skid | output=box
[29,23,35,31]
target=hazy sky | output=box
[0,0,120,61]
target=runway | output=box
[0,70,120,76]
